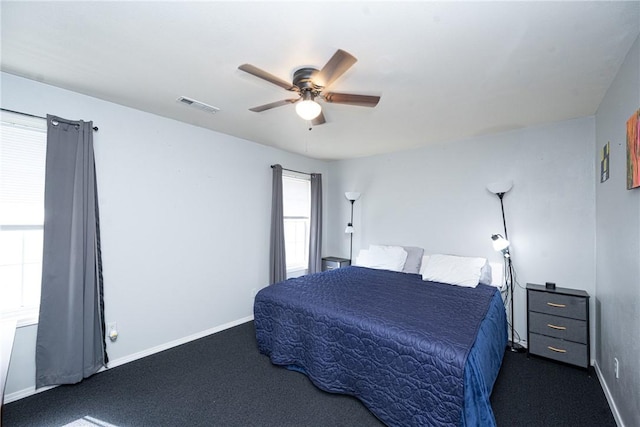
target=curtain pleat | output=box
[269,165,286,284]
[308,173,322,274]
[35,115,107,388]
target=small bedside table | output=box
[322,256,351,271]
[526,283,590,369]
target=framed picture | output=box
[627,108,640,189]
[601,142,610,183]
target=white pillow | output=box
[489,262,504,288]
[356,245,407,272]
[354,249,371,267]
[421,254,488,288]
[354,248,401,270]
[368,245,408,272]
[420,255,492,284]
[418,255,431,276]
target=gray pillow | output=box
[402,246,425,274]
[479,261,493,285]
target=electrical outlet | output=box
[107,322,118,342]
[614,357,619,379]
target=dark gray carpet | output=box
[491,349,616,426]
[3,321,615,426]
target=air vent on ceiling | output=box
[176,96,220,114]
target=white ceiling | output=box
[1,1,639,160]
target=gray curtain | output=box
[308,173,322,274]
[269,164,286,284]
[35,115,107,388]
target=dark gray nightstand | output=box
[322,256,351,271]
[526,283,590,369]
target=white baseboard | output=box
[101,315,254,371]
[3,384,56,404]
[4,315,254,404]
[594,360,624,427]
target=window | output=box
[0,111,47,326]
[282,172,310,276]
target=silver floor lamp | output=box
[488,180,525,353]
[344,191,361,262]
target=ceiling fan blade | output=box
[315,49,357,88]
[249,98,299,112]
[323,92,380,107]
[238,64,297,91]
[311,111,326,126]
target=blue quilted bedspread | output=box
[254,266,506,426]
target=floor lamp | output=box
[344,192,361,262]
[487,181,525,353]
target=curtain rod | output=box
[270,164,311,176]
[1,108,99,131]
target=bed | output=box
[254,265,507,427]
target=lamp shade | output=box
[345,191,361,201]
[491,234,509,250]
[487,180,513,195]
[295,91,322,120]
[491,234,511,258]
[296,99,322,120]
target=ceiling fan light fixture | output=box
[239,49,380,125]
[295,91,322,120]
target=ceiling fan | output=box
[238,49,380,125]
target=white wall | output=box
[327,117,597,351]
[1,72,329,398]
[594,35,640,427]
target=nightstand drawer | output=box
[529,333,588,368]
[322,257,350,271]
[528,290,587,320]
[528,311,587,344]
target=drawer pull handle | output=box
[547,346,567,353]
[547,324,566,330]
[547,302,566,308]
